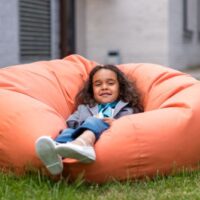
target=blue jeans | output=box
[55,116,109,143]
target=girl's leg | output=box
[70,116,109,141]
[55,130,96,163]
[71,130,96,146]
[55,128,75,143]
[55,117,109,163]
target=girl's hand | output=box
[102,118,115,125]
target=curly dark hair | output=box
[75,65,143,111]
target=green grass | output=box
[1,170,200,200]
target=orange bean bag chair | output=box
[0,54,200,183]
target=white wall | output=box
[169,0,200,69]
[83,0,168,65]
[0,0,19,68]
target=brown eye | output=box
[108,81,115,85]
[94,82,101,87]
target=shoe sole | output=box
[56,143,96,163]
[35,136,63,175]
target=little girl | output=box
[35,65,143,175]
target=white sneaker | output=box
[35,136,63,175]
[55,143,96,163]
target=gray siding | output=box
[0,0,19,68]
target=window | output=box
[19,0,51,62]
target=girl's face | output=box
[92,69,120,104]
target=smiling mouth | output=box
[100,93,111,96]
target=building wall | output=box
[169,0,200,69]
[1,1,200,69]
[51,0,60,59]
[0,0,19,68]
[76,0,87,57]
[83,0,169,65]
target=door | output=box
[60,0,76,57]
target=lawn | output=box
[1,170,200,200]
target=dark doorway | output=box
[60,0,76,58]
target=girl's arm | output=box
[66,106,81,129]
